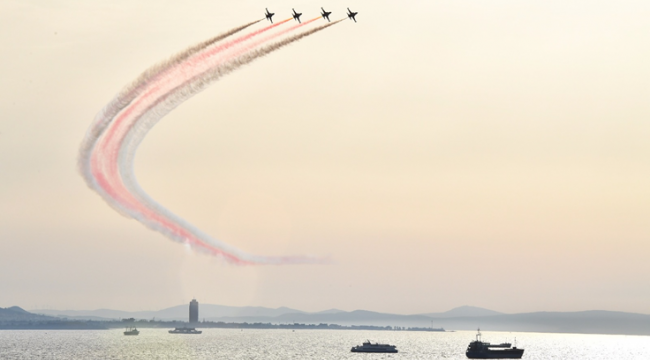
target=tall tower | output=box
[189,299,199,324]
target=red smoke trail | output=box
[232,17,323,57]
[96,19,292,177]
[92,17,323,212]
[79,20,263,181]
[91,151,246,261]
[87,19,339,264]
[90,19,295,214]
[89,19,309,262]
[90,21,301,262]
[94,17,322,206]
[99,19,291,148]
[90,21,305,261]
[93,18,297,192]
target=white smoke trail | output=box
[78,20,261,210]
[82,21,341,264]
[82,20,294,222]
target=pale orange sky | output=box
[1,0,649,314]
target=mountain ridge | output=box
[420,305,504,318]
[1,306,57,322]
[31,305,496,321]
[16,305,650,335]
[32,304,308,321]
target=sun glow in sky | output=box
[1,0,649,314]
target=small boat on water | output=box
[123,326,139,336]
[351,341,398,353]
[168,327,202,334]
[466,329,524,359]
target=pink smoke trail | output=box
[100,18,328,219]
[79,20,262,189]
[89,19,302,262]
[117,21,343,263]
[91,19,293,206]
[81,19,341,264]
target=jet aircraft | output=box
[347,8,358,22]
[264,8,275,23]
[292,8,302,23]
[320,7,332,22]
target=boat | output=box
[466,329,524,359]
[168,327,202,334]
[351,341,398,353]
[123,326,139,336]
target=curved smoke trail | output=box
[78,20,261,213]
[88,20,293,217]
[80,19,342,264]
[89,19,310,261]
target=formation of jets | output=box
[292,8,302,23]
[264,7,359,23]
[346,8,358,22]
[320,7,332,22]
[265,8,275,23]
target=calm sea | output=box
[1,329,649,359]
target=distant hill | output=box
[33,304,306,321]
[200,309,650,336]
[421,306,504,318]
[202,305,503,326]
[0,306,57,322]
[0,307,108,329]
[32,305,488,322]
[28,305,650,335]
[314,309,346,315]
[424,310,650,335]
[207,309,438,327]
[33,308,153,321]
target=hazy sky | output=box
[1,0,649,315]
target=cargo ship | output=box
[466,329,524,359]
[351,341,398,353]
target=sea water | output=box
[1,329,649,359]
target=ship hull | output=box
[466,349,524,359]
[168,328,202,334]
[351,349,398,353]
